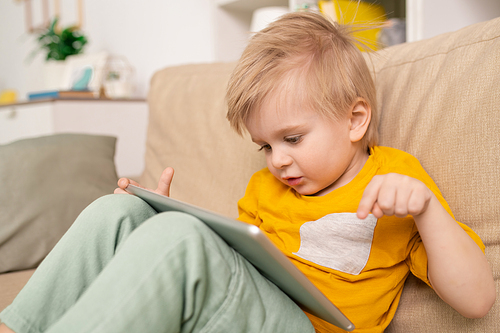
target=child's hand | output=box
[359,173,496,317]
[114,167,175,197]
[357,173,433,219]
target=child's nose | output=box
[271,149,292,169]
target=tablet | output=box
[125,184,355,331]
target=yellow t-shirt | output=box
[237,146,485,333]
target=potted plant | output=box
[35,17,88,61]
[31,18,88,90]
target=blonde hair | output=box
[226,11,378,149]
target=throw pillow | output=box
[0,134,118,273]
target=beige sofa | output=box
[1,17,499,332]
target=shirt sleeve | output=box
[236,171,262,227]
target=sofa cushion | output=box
[0,134,118,273]
[365,17,500,331]
[141,63,267,218]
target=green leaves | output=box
[36,17,88,61]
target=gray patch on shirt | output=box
[292,213,377,275]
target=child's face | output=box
[245,94,368,196]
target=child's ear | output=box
[349,99,371,143]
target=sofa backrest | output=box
[141,62,266,218]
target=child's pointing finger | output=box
[357,176,383,219]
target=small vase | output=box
[43,60,67,91]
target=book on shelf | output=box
[28,89,98,100]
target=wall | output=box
[422,0,500,39]
[2,0,500,100]
[407,0,500,41]
[0,0,224,99]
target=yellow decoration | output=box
[319,0,386,51]
[0,90,18,105]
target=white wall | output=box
[3,0,500,99]
[407,0,500,41]
[0,0,225,99]
[422,0,500,39]
[0,2,44,100]
[212,6,252,62]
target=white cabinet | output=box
[0,99,148,178]
[0,103,54,142]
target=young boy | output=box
[223,12,495,331]
[0,12,494,333]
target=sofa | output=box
[1,16,499,332]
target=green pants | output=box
[0,194,314,333]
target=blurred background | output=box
[1,0,499,101]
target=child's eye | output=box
[258,144,271,152]
[285,136,302,144]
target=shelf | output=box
[216,0,288,12]
[0,98,146,110]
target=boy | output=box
[223,12,494,331]
[0,12,494,333]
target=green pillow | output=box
[0,134,118,273]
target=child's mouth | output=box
[286,177,302,186]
